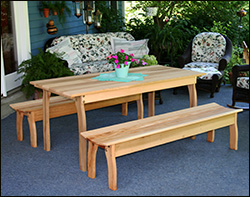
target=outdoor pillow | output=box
[110,37,149,59]
[46,37,82,68]
[191,32,226,63]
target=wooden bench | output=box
[80,103,242,191]
[10,94,143,148]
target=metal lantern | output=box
[84,1,93,25]
[237,8,247,46]
[73,1,82,18]
[237,8,247,17]
[94,9,102,29]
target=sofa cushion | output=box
[70,60,114,75]
[183,62,222,80]
[46,37,82,68]
[192,32,226,63]
[50,32,135,63]
[110,37,149,59]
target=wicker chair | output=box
[227,64,249,109]
[177,32,233,98]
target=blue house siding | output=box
[28,1,99,55]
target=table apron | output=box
[83,77,197,103]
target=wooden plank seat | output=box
[80,103,242,191]
[10,94,143,148]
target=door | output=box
[1,1,30,97]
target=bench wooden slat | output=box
[9,94,143,149]
[80,102,242,191]
[82,103,242,146]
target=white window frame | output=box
[1,1,31,97]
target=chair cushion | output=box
[183,62,222,80]
[70,60,114,75]
[51,32,135,63]
[192,32,226,63]
[237,77,249,89]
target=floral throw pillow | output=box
[192,32,226,63]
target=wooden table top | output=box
[30,65,204,102]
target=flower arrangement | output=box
[107,49,138,69]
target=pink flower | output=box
[120,49,125,53]
[124,61,128,65]
[114,59,119,64]
[125,56,128,60]
[106,54,112,60]
[129,53,134,57]
[136,59,139,64]
[142,60,148,65]
[116,64,120,69]
[112,55,118,59]
[131,58,135,62]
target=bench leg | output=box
[27,112,37,148]
[16,111,24,141]
[105,145,117,191]
[207,130,215,143]
[122,103,128,116]
[88,141,98,179]
[137,94,144,119]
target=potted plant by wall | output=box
[57,1,72,26]
[40,1,52,18]
[17,48,74,99]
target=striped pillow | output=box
[110,37,149,59]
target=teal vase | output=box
[114,63,130,78]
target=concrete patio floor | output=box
[1,87,28,120]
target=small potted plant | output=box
[40,1,52,18]
[17,48,74,99]
[106,49,138,78]
[57,1,72,26]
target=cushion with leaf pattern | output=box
[236,77,249,89]
[192,32,226,63]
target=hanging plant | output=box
[57,1,72,26]
[40,1,52,18]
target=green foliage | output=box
[224,45,245,84]
[56,1,71,26]
[17,49,74,99]
[97,2,125,33]
[131,55,158,67]
[125,1,249,68]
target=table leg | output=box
[43,90,51,151]
[188,84,197,107]
[75,96,87,172]
[137,94,144,119]
[188,84,197,139]
[148,91,155,117]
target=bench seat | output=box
[10,94,143,148]
[80,103,242,190]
